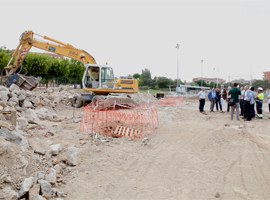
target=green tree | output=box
[67,59,85,88]
[251,79,270,90]
[156,76,174,88]
[0,49,10,71]
[133,73,141,79]
[141,68,153,87]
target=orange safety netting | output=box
[80,104,158,140]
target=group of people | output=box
[197,83,269,121]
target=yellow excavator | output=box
[5,31,138,107]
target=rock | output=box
[18,177,34,198]
[0,101,7,108]
[29,184,41,199]
[17,117,29,130]
[36,171,45,180]
[0,186,17,200]
[0,128,22,144]
[32,97,41,106]
[33,144,48,155]
[0,120,13,130]
[8,96,19,103]
[32,195,46,200]
[18,93,26,101]
[15,105,27,112]
[35,108,58,121]
[45,168,57,184]
[66,146,79,166]
[53,164,63,174]
[26,91,33,97]
[50,144,62,156]
[23,109,40,124]
[20,137,29,152]
[39,179,54,199]
[0,137,10,155]
[0,90,9,102]
[9,84,20,92]
[23,99,33,108]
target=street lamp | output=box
[201,59,203,87]
[176,43,180,93]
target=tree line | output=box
[0,48,85,87]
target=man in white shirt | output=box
[197,88,206,113]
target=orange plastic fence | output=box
[80,104,158,140]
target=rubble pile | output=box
[0,85,81,200]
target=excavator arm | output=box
[4,31,97,90]
[5,31,96,76]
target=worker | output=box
[197,88,206,113]
[256,87,264,119]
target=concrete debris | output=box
[0,128,22,144]
[36,171,45,180]
[50,144,62,156]
[39,179,54,199]
[31,194,46,200]
[17,117,29,130]
[0,84,124,199]
[18,176,34,198]
[0,186,17,200]
[33,144,48,155]
[66,146,79,166]
[45,168,57,184]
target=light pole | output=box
[176,43,180,93]
[200,59,203,87]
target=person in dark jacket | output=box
[215,88,223,112]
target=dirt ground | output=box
[57,98,270,200]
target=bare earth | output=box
[58,99,270,200]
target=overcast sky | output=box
[1,0,270,82]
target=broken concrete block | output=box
[32,97,41,106]
[9,83,20,92]
[15,105,27,112]
[32,195,46,200]
[8,96,19,104]
[36,171,45,180]
[0,137,10,155]
[18,93,26,101]
[66,146,79,166]
[17,117,29,130]
[33,144,48,155]
[0,128,22,144]
[23,99,33,108]
[18,177,34,198]
[50,144,62,156]
[29,184,41,200]
[0,186,17,200]
[39,179,54,199]
[23,109,40,124]
[53,164,62,174]
[45,168,57,184]
[35,108,57,121]
[0,90,9,102]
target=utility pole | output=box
[176,43,180,93]
[200,59,203,87]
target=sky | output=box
[1,0,270,82]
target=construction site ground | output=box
[59,98,270,200]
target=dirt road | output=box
[60,99,270,200]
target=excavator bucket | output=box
[6,74,39,90]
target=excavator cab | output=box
[83,64,114,89]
